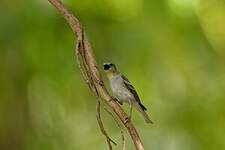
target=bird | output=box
[103,62,153,123]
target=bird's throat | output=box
[106,71,118,79]
[106,72,114,79]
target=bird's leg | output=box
[114,97,123,105]
[125,99,133,123]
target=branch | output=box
[104,107,126,150]
[47,0,144,149]
[96,100,116,150]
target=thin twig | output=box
[47,0,144,149]
[96,101,117,150]
[104,108,126,150]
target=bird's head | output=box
[103,63,118,77]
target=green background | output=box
[1,0,225,149]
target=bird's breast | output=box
[110,75,133,102]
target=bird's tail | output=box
[134,102,153,124]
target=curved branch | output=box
[104,107,126,150]
[47,0,144,149]
[96,100,116,150]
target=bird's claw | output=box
[124,116,131,124]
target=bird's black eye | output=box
[109,63,114,66]
[103,64,110,70]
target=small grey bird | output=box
[103,63,153,123]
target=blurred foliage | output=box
[0,0,225,150]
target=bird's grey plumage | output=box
[110,74,134,103]
[103,62,152,123]
[109,73,152,123]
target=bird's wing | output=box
[121,74,147,111]
[121,75,141,102]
